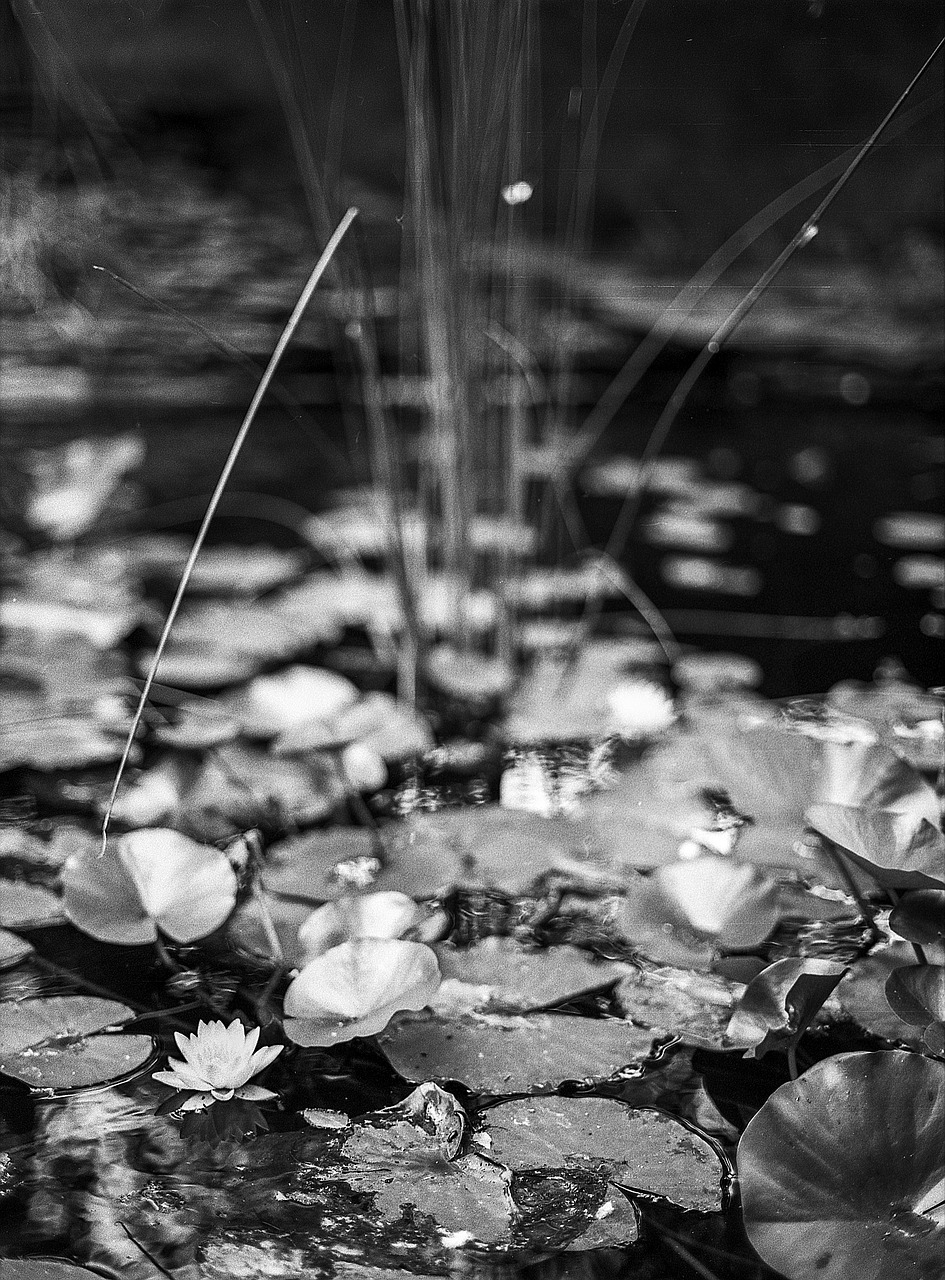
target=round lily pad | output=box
[483,1095,725,1214]
[739,1050,945,1280]
[0,996,155,1090]
[433,939,624,1013]
[0,880,63,929]
[378,1012,657,1091]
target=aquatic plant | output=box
[152,1019,283,1111]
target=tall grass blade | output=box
[99,207,359,852]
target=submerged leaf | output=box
[739,1051,945,1280]
[0,995,154,1090]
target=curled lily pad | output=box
[806,804,945,889]
[884,965,945,1052]
[284,938,441,1046]
[725,958,847,1057]
[616,856,781,962]
[62,828,238,944]
[0,927,33,971]
[890,890,945,946]
[0,995,155,1090]
[298,893,424,960]
[739,1051,945,1280]
[378,1012,657,1092]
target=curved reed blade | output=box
[99,207,359,852]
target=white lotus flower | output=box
[153,1019,283,1111]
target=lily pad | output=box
[0,927,33,970]
[62,828,238,944]
[724,958,847,1057]
[0,995,155,1090]
[378,1012,657,1091]
[658,717,939,874]
[222,666,359,739]
[263,828,385,901]
[615,965,743,1048]
[889,890,945,946]
[187,744,344,834]
[274,692,434,761]
[482,1095,724,1213]
[284,938,442,1046]
[0,1263,106,1280]
[432,939,624,1013]
[739,1051,945,1280]
[614,856,781,965]
[0,880,63,928]
[805,804,945,890]
[884,964,945,1040]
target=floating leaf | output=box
[615,857,781,961]
[884,965,945,1033]
[181,544,306,596]
[739,1051,945,1280]
[432,939,624,1013]
[806,804,945,889]
[153,698,242,749]
[62,828,237,944]
[0,995,154,1090]
[144,603,307,687]
[378,1012,656,1091]
[298,893,424,960]
[890,889,945,946]
[263,828,384,901]
[0,716,130,772]
[0,927,33,971]
[0,1259,108,1278]
[187,744,344,835]
[274,692,434,761]
[483,1095,724,1214]
[659,717,939,873]
[0,880,63,929]
[616,965,743,1049]
[284,938,441,1046]
[725,958,847,1057]
[832,943,932,1047]
[222,666,359,739]
[25,433,143,541]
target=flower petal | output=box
[179,1092,213,1111]
[235,1083,278,1102]
[160,1058,213,1092]
[246,1044,283,1077]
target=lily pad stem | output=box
[825,843,882,946]
[786,1042,799,1082]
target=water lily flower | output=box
[153,1019,283,1111]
